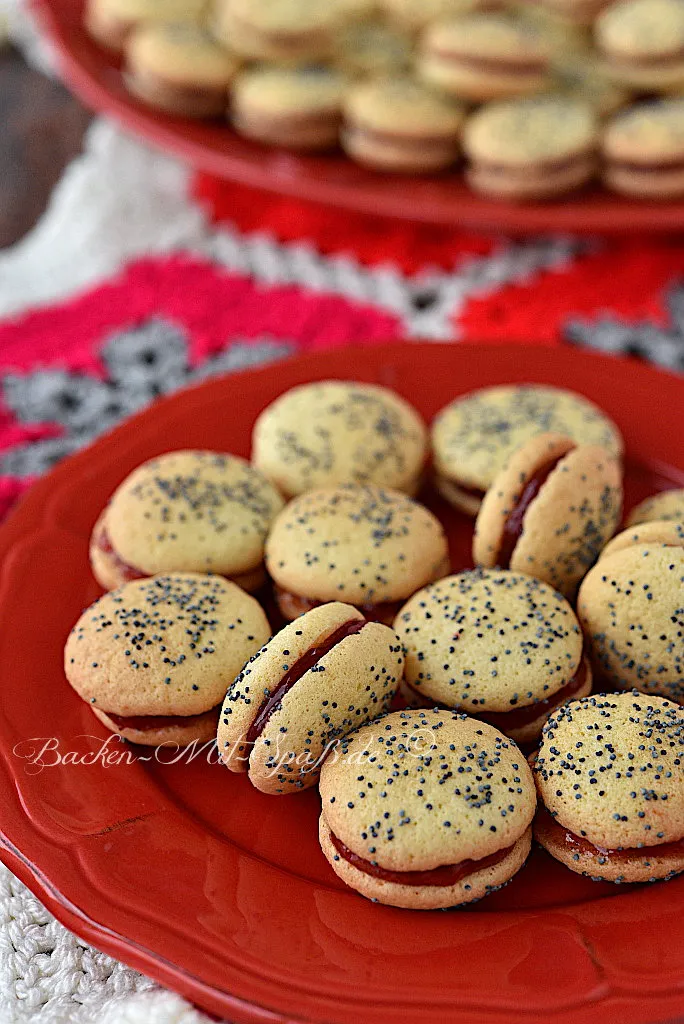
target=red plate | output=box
[34,0,684,235]
[0,343,683,1024]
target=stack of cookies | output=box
[64,377,684,908]
[86,0,684,200]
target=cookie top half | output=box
[627,488,684,527]
[596,0,684,61]
[65,573,271,716]
[600,519,684,560]
[320,708,536,871]
[395,569,583,711]
[265,484,449,604]
[578,545,684,702]
[604,101,684,165]
[252,381,428,498]
[534,692,684,848]
[432,384,623,491]
[103,450,284,576]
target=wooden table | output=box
[0,46,91,248]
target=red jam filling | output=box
[536,807,684,862]
[245,618,367,744]
[96,524,146,582]
[105,706,220,732]
[479,658,588,730]
[275,585,401,625]
[497,450,572,568]
[329,830,514,886]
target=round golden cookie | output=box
[90,450,284,592]
[124,22,240,118]
[627,488,684,526]
[394,569,590,744]
[64,573,271,746]
[342,76,465,172]
[473,432,623,599]
[265,484,450,621]
[213,0,345,63]
[463,95,599,200]
[418,14,552,102]
[577,545,684,703]
[253,381,428,498]
[596,0,684,92]
[603,99,684,198]
[318,708,536,909]
[533,692,684,882]
[231,66,348,150]
[431,384,623,516]
[218,602,403,794]
[85,0,207,52]
[600,519,684,559]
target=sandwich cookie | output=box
[265,484,450,624]
[319,708,536,909]
[90,450,284,593]
[524,0,611,27]
[603,101,684,198]
[627,488,684,526]
[213,0,344,63]
[394,569,591,745]
[463,95,599,200]
[231,66,348,150]
[253,381,428,498]
[577,545,684,703]
[473,433,623,599]
[533,692,684,883]
[432,384,623,516]
[342,76,465,172]
[596,0,684,93]
[218,602,403,793]
[85,0,207,53]
[64,573,270,746]
[600,519,684,559]
[418,14,551,102]
[125,23,240,118]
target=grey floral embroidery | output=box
[565,281,684,372]
[1,318,295,478]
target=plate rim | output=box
[32,0,684,236]
[1,342,684,1024]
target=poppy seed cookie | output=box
[319,708,536,909]
[394,569,591,744]
[533,692,684,882]
[90,450,284,593]
[432,384,623,516]
[627,488,684,527]
[218,602,403,794]
[265,484,450,623]
[577,546,684,703]
[65,573,271,746]
[600,519,684,560]
[253,381,428,498]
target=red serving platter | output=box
[0,343,683,1024]
[34,0,684,235]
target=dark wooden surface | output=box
[0,46,91,248]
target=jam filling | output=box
[536,807,684,862]
[245,618,366,744]
[96,524,146,582]
[275,585,401,625]
[479,658,588,730]
[105,706,220,732]
[430,51,546,76]
[497,449,572,568]
[329,829,515,886]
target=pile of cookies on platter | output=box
[64,379,684,909]
[85,0,684,199]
